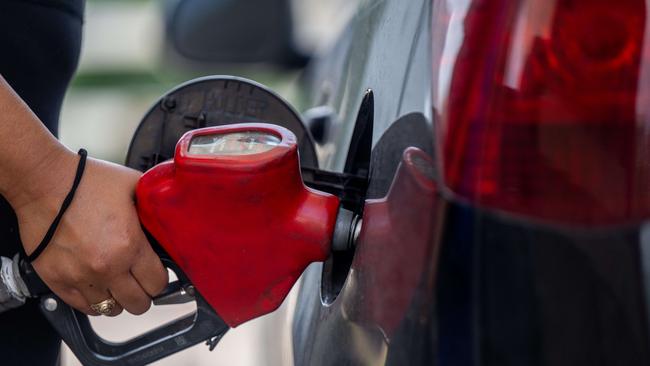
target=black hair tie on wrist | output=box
[26,149,88,263]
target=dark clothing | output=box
[0,0,84,364]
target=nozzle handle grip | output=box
[24,256,229,366]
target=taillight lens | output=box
[433,0,650,225]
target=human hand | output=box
[9,149,168,316]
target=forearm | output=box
[0,75,75,209]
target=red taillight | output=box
[433,0,650,225]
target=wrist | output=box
[1,144,78,211]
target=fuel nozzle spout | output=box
[332,208,362,252]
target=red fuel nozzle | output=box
[136,123,340,327]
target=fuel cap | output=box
[125,76,318,172]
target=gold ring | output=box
[90,298,117,316]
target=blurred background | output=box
[58,0,358,365]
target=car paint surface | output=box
[290,0,438,364]
[287,0,650,365]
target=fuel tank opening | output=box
[319,90,374,305]
[321,209,362,305]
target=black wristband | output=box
[26,149,88,263]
